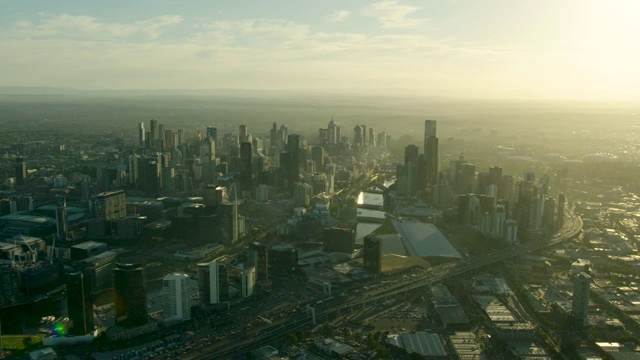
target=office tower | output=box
[404,144,419,192]
[219,201,239,244]
[449,152,465,184]
[423,120,439,190]
[524,169,535,183]
[328,119,337,145]
[15,158,27,186]
[246,242,268,282]
[197,261,229,304]
[141,157,162,196]
[95,190,126,221]
[162,273,191,321]
[241,267,256,297]
[277,125,288,144]
[491,205,506,238]
[55,195,69,242]
[376,131,387,148]
[504,219,518,244]
[322,228,356,254]
[239,124,248,143]
[363,235,382,275]
[396,164,414,197]
[270,123,277,149]
[66,272,94,335]
[138,122,146,148]
[158,124,166,150]
[268,245,298,276]
[114,263,147,326]
[488,166,502,195]
[572,272,591,326]
[353,125,363,145]
[161,167,175,195]
[149,119,158,142]
[311,146,325,170]
[287,134,300,186]
[240,142,253,192]
[557,193,566,227]
[368,127,376,147]
[206,127,218,146]
[164,130,173,150]
[543,197,556,229]
[177,128,184,147]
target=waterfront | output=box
[354,190,387,245]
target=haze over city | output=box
[1,1,640,360]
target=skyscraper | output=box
[138,122,145,148]
[287,134,300,186]
[241,266,256,297]
[246,242,268,282]
[363,235,382,275]
[15,158,27,186]
[240,142,253,192]
[162,273,191,321]
[95,190,126,221]
[114,263,147,326]
[572,272,591,326]
[66,272,94,335]
[423,120,439,190]
[197,261,229,304]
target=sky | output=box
[1,0,639,100]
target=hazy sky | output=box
[1,0,639,100]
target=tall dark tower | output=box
[66,272,94,335]
[55,195,69,243]
[423,120,438,189]
[206,127,217,146]
[240,142,253,192]
[557,193,566,228]
[287,134,300,186]
[149,119,158,143]
[15,158,27,186]
[114,263,147,327]
[404,145,420,195]
[363,235,382,275]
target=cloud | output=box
[13,13,183,40]
[327,10,350,23]
[362,1,426,28]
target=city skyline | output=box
[1,0,639,101]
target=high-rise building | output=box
[239,124,248,142]
[149,119,158,142]
[287,134,300,186]
[15,158,27,186]
[353,125,363,145]
[504,219,518,245]
[197,261,228,304]
[328,119,337,145]
[311,146,325,170]
[557,193,566,228]
[206,127,218,147]
[55,195,69,242]
[423,120,439,190]
[240,142,253,192]
[162,273,191,321]
[246,242,268,282]
[95,190,126,221]
[138,122,145,148]
[363,235,382,275]
[572,272,591,326]
[268,245,298,276]
[66,272,94,335]
[114,263,147,326]
[322,228,355,254]
[241,266,256,297]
